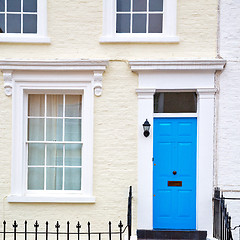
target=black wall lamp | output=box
[143,119,151,137]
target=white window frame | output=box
[100,0,179,43]
[26,92,84,193]
[0,0,49,43]
[0,60,108,202]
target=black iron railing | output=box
[127,186,132,240]
[0,186,133,240]
[213,188,233,240]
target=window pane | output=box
[28,94,45,117]
[7,0,21,12]
[132,14,146,33]
[65,95,82,117]
[149,0,163,11]
[47,144,63,166]
[28,119,44,141]
[0,0,4,12]
[149,14,162,33]
[28,167,44,190]
[154,92,197,113]
[133,0,147,11]
[65,144,82,166]
[64,168,81,190]
[117,0,130,12]
[116,14,130,33]
[47,95,63,117]
[65,119,81,141]
[46,119,63,141]
[7,14,21,33]
[23,14,37,33]
[28,143,45,165]
[23,0,37,12]
[46,167,63,190]
[0,14,4,33]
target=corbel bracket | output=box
[3,71,13,97]
[94,71,104,97]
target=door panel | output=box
[153,118,197,230]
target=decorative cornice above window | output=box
[129,60,226,71]
[0,60,109,96]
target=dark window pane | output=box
[117,0,130,12]
[46,167,63,190]
[149,0,163,11]
[28,167,44,190]
[23,0,37,12]
[23,14,37,33]
[64,168,81,190]
[154,92,197,113]
[7,0,21,12]
[149,14,162,33]
[0,0,5,12]
[133,0,147,11]
[116,14,130,33]
[132,14,146,33]
[0,14,4,33]
[7,14,21,33]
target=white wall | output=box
[217,0,240,238]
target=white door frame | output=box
[129,60,226,239]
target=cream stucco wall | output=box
[0,0,219,235]
[0,0,218,60]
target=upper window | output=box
[101,0,179,43]
[0,0,49,43]
[116,0,163,34]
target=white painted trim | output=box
[0,36,50,43]
[0,60,109,71]
[3,70,13,96]
[100,0,178,43]
[153,113,198,118]
[8,195,96,203]
[0,0,49,43]
[134,61,225,238]
[2,60,108,203]
[0,60,109,96]
[100,35,180,43]
[129,60,226,71]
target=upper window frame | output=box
[0,0,49,43]
[100,0,179,43]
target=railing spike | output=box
[34,220,39,228]
[55,221,60,228]
[76,221,81,228]
[13,220,18,228]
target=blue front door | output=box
[153,118,197,230]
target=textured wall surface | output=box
[217,0,240,238]
[0,0,218,60]
[0,0,218,235]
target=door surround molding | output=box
[130,60,226,239]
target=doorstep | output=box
[137,230,207,240]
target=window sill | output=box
[100,35,180,43]
[7,194,96,203]
[0,35,51,43]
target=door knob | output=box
[173,171,177,175]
